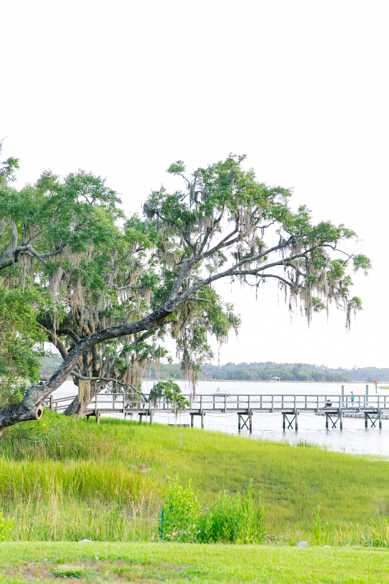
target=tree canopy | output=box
[0,150,370,431]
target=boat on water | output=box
[212,388,231,397]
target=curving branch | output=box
[38,324,69,360]
[235,273,294,289]
[57,328,80,344]
[70,371,148,401]
[0,243,66,272]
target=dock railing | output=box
[46,393,389,414]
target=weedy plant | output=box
[159,478,201,542]
[159,478,266,544]
[197,481,266,544]
[358,520,389,548]
[0,511,14,541]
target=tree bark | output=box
[64,379,106,417]
[0,401,43,433]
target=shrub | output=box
[159,479,266,544]
[159,478,201,542]
[198,481,266,544]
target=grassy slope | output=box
[0,542,389,583]
[1,411,389,543]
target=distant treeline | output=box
[144,362,389,382]
[41,355,389,383]
[40,354,63,378]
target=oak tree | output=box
[0,154,370,431]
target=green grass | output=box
[1,411,389,544]
[0,542,389,583]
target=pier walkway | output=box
[47,392,389,432]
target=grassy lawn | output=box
[0,542,389,583]
[1,411,389,544]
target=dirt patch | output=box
[3,559,188,583]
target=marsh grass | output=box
[1,410,389,544]
[295,440,328,450]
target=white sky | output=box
[2,0,389,369]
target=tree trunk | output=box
[64,380,107,418]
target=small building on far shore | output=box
[271,376,280,382]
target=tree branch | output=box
[0,243,66,272]
[232,272,294,288]
[57,328,80,344]
[38,324,68,360]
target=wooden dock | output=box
[47,392,389,432]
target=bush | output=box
[198,481,266,544]
[159,478,266,544]
[159,478,201,542]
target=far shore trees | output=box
[0,151,370,431]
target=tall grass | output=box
[1,410,389,544]
[0,412,164,540]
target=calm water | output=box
[53,380,389,457]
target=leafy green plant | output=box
[159,478,201,542]
[198,481,266,544]
[160,478,265,544]
[0,510,14,541]
[150,380,190,411]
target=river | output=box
[53,379,389,457]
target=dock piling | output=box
[282,412,298,431]
[238,411,252,433]
[325,411,343,430]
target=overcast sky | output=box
[2,0,389,369]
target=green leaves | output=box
[0,284,46,405]
[353,254,371,274]
[160,478,266,544]
[167,161,186,174]
[150,380,190,410]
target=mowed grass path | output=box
[1,412,389,543]
[1,542,389,583]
